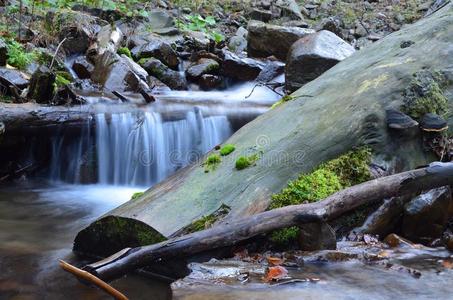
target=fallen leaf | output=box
[263,266,289,282]
[266,256,285,266]
[441,260,453,269]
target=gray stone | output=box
[247,20,314,60]
[228,27,248,54]
[0,38,6,66]
[275,0,304,20]
[0,68,29,89]
[298,222,336,251]
[147,9,174,30]
[186,59,219,80]
[256,61,285,82]
[285,30,355,92]
[402,186,452,243]
[91,51,149,92]
[222,50,266,81]
[131,39,179,69]
[249,8,273,22]
[72,56,94,79]
[27,66,55,104]
[140,58,187,90]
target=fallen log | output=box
[77,162,453,282]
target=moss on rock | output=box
[220,144,235,156]
[117,47,132,59]
[73,216,166,257]
[402,70,449,119]
[204,153,221,172]
[131,192,144,200]
[269,147,372,244]
[182,204,231,234]
[235,153,260,170]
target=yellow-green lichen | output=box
[269,147,372,245]
[271,95,294,109]
[131,192,144,200]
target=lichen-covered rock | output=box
[140,58,187,90]
[0,38,6,66]
[72,56,94,79]
[285,30,355,92]
[222,50,266,81]
[247,20,314,60]
[186,58,219,80]
[27,66,55,104]
[402,186,452,244]
[131,39,179,69]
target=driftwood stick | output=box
[80,162,453,281]
[59,260,128,300]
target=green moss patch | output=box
[117,47,132,59]
[235,153,260,170]
[402,70,449,119]
[131,192,144,200]
[182,204,231,234]
[220,144,235,156]
[204,153,221,172]
[269,147,372,245]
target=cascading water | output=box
[96,109,231,186]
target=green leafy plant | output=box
[220,144,235,156]
[5,39,36,70]
[176,14,225,43]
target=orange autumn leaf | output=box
[266,256,285,266]
[263,266,289,282]
[442,260,453,269]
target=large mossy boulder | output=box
[74,4,453,257]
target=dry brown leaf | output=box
[263,266,289,282]
[266,256,285,266]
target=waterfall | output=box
[47,109,232,186]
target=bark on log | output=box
[81,162,453,281]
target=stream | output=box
[2,80,453,299]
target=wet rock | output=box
[420,113,448,132]
[72,56,94,79]
[442,231,453,251]
[27,66,55,104]
[140,58,186,90]
[228,27,248,54]
[199,74,223,90]
[222,50,266,81]
[0,38,6,66]
[0,68,29,89]
[355,196,409,238]
[247,20,314,60]
[186,58,219,81]
[298,222,336,251]
[384,233,416,248]
[148,76,171,92]
[91,51,149,92]
[285,30,355,92]
[132,39,179,70]
[402,186,452,244]
[184,31,211,51]
[256,61,285,82]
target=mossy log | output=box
[78,162,453,281]
[74,3,453,257]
